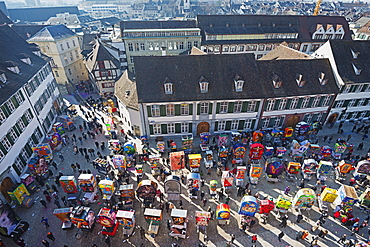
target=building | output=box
[120,20,202,73]
[27,25,89,95]
[313,40,370,124]
[115,53,338,138]
[85,39,121,98]
[197,15,352,59]
[0,25,61,202]
[8,6,79,23]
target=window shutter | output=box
[366,111,370,117]
[308,97,314,108]
[31,133,38,144]
[19,91,25,101]
[149,125,154,135]
[175,123,181,133]
[0,143,7,155]
[303,114,308,122]
[274,99,280,110]
[242,102,248,112]
[214,121,219,131]
[175,105,180,116]
[28,109,34,119]
[255,101,260,112]
[318,97,324,107]
[263,101,268,111]
[228,102,234,113]
[208,103,213,114]
[197,103,200,115]
[216,103,220,114]
[3,104,10,117]
[280,116,285,126]
[252,119,256,129]
[25,143,32,156]
[354,99,360,107]
[238,120,245,130]
[189,123,193,132]
[12,164,21,176]
[6,134,14,145]
[147,106,152,117]
[161,124,167,134]
[268,118,275,128]
[21,115,28,126]
[189,104,193,115]
[225,121,231,130]
[297,98,303,109]
[343,100,349,107]
[11,97,19,108]
[286,99,292,109]
[160,105,166,116]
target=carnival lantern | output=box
[334,185,359,208]
[78,174,96,193]
[359,188,370,207]
[96,208,117,228]
[70,206,95,231]
[195,211,211,229]
[249,163,263,185]
[52,122,65,135]
[264,147,274,157]
[156,141,165,153]
[302,159,318,180]
[53,207,73,229]
[259,199,275,215]
[218,146,228,158]
[292,188,316,210]
[320,188,338,203]
[169,209,188,239]
[118,184,134,207]
[144,208,162,235]
[216,204,231,225]
[235,166,246,186]
[252,130,263,143]
[170,151,185,171]
[188,153,202,172]
[31,143,52,160]
[284,127,293,138]
[209,180,218,197]
[354,160,370,177]
[337,160,354,174]
[295,122,310,136]
[317,161,333,181]
[232,143,246,165]
[221,171,234,189]
[320,146,332,158]
[136,180,158,206]
[200,132,210,151]
[187,173,201,198]
[148,154,161,175]
[181,134,193,153]
[287,162,301,174]
[275,147,287,158]
[249,143,264,160]
[60,176,79,194]
[265,158,284,182]
[218,133,228,146]
[116,210,136,235]
[239,196,259,217]
[46,133,62,150]
[164,175,181,201]
[112,155,126,170]
[275,195,293,213]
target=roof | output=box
[357,21,370,34]
[27,24,76,42]
[11,24,50,41]
[114,70,138,111]
[85,39,120,72]
[120,20,196,30]
[81,33,98,57]
[259,43,313,60]
[190,46,207,55]
[97,16,121,27]
[46,14,80,25]
[134,53,338,104]
[8,6,79,23]
[0,25,48,104]
[0,9,12,24]
[329,40,370,83]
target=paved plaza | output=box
[2,94,370,247]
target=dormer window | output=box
[351,49,359,59]
[272,74,282,88]
[0,72,7,83]
[5,61,20,74]
[234,80,244,92]
[199,81,209,93]
[125,90,130,98]
[352,63,361,75]
[296,74,305,87]
[164,82,173,94]
[318,72,328,85]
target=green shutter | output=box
[274,99,280,110]
[343,100,349,107]
[0,143,7,155]
[12,126,20,137]
[350,85,356,92]
[354,99,360,107]
[19,91,25,101]
[149,125,154,135]
[216,103,220,114]
[228,102,234,113]
[208,103,213,114]
[161,124,167,134]
[189,104,193,115]
[21,115,28,126]
[175,123,181,133]
[238,120,245,130]
[28,109,34,119]
[225,121,231,130]
[268,118,275,128]
[11,97,19,108]
[12,164,21,176]
[318,97,324,107]
[31,134,38,144]
[297,98,303,109]
[263,101,268,111]
[308,97,314,108]
[252,119,256,130]
[175,105,180,116]
[197,103,200,115]
[214,121,219,131]
[160,105,166,116]
[6,134,14,145]
[25,143,32,156]
[189,123,193,133]
[286,99,292,109]
[147,106,152,117]
[242,102,248,112]
[2,104,10,116]
[255,101,260,112]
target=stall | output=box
[78,174,96,193]
[317,161,333,182]
[204,150,214,169]
[164,175,181,201]
[170,151,185,171]
[60,176,79,194]
[249,162,263,185]
[116,210,135,236]
[148,154,161,175]
[98,180,115,201]
[235,166,246,187]
[292,188,316,210]
[275,195,293,214]
[334,185,359,208]
[359,188,370,207]
[53,207,73,229]
[265,158,284,183]
[144,208,162,236]
[169,209,187,239]
[136,180,157,207]
[182,134,193,153]
[70,206,95,231]
[187,173,201,199]
[221,171,234,190]
[188,154,202,172]
[249,143,264,160]
[200,132,210,151]
[232,143,246,165]
[336,160,353,179]
[216,204,230,225]
[96,208,118,236]
[118,184,134,208]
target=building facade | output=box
[27,25,88,95]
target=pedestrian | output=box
[251,234,257,243]
[71,163,77,171]
[73,146,78,155]
[40,199,47,208]
[45,194,52,202]
[54,198,61,208]
[323,136,328,142]
[95,141,99,149]
[167,220,171,230]
[61,196,67,206]
[85,154,90,162]
[41,240,50,247]
[51,184,58,192]
[328,136,333,143]
[58,154,64,162]
[165,201,170,213]
[284,186,290,195]
[347,134,352,142]
[338,234,347,244]
[202,198,207,207]
[318,229,328,238]
[47,232,55,241]
[140,227,145,238]
[230,233,235,244]
[200,191,205,200]
[15,237,25,247]
[352,126,357,132]
[104,235,111,247]
[279,215,288,228]
[278,231,285,242]
[296,213,303,223]
[225,195,230,205]
[311,220,321,232]
[358,142,364,150]
[179,200,183,207]
[41,217,49,227]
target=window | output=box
[199,82,209,93]
[247,101,256,112]
[8,128,18,142]
[194,41,198,47]
[262,118,269,128]
[60,44,64,51]
[130,57,134,64]
[315,34,323,39]
[218,121,226,131]
[72,40,76,47]
[244,119,253,129]
[290,98,299,109]
[336,100,344,108]
[358,99,365,106]
[223,46,229,52]
[128,43,133,51]
[164,83,173,94]
[234,80,244,92]
[0,108,6,123]
[343,85,351,93]
[181,123,188,133]
[34,127,42,141]
[69,52,74,61]
[153,124,161,134]
[312,96,321,107]
[15,91,24,104]
[0,148,4,161]
[148,43,153,50]
[348,99,356,107]
[25,110,33,122]
[234,101,242,113]
[360,111,367,118]
[341,112,349,120]
[231,120,239,130]
[302,45,308,52]
[181,104,189,115]
[140,43,145,51]
[266,99,275,111]
[323,95,331,106]
[14,157,24,172]
[325,34,333,39]
[278,98,287,110]
[6,100,15,112]
[75,50,79,59]
[335,34,342,39]
[179,42,184,49]
[68,68,72,75]
[134,43,139,51]
[151,105,160,117]
[316,113,323,122]
[274,117,282,127]
[238,45,245,52]
[301,97,310,108]
[1,137,11,151]
[220,102,228,113]
[166,104,174,116]
[187,41,192,50]
[230,46,236,52]
[200,102,209,114]
[54,71,59,77]
[258,45,265,51]
[356,85,364,92]
[305,113,313,123]
[167,123,175,134]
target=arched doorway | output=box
[0,177,14,203]
[197,122,210,135]
[285,116,300,128]
[327,113,339,124]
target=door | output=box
[0,177,14,203]
[326,113,338,124]
[197,122,210,135]
[285,116,300,128]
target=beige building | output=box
[27,24,88,94]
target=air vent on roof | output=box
[296,74,305,87]
[352,63,361,75]
[350,49,359,59]
[0,71,7,84]
[18,53,32,66]
[272,74,282,88]
[5,61,20,74]
[318,72,328,85]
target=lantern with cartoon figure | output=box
[235,166,246,186]
[249,143,264,160]
[252,130,263,143]
[249,163,263,185]
[265,158,284,182]
[188,153,202,172]
[276,195,293,213]
[239,196,259,217]
[292,188,316,210]
[60,176,79,194]
[221,171,234,190]
[216,204,231,225]
[117,210,135,235]
[232,143,246,165]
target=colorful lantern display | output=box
[60,176,78,194]
[239,196,259,217]
[170,151,185,171]
[249,143,264,160]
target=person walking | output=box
[284,186,290,195]
[47,232,55,241]
[15,237,25,247]
[45,194,52,203]
[279,215,288,228]
[61,196,68,206]
[41,240,50,247]
[40,199,47,208]
[54,198,61,208]
[200,191,205,200]
[58,154,64,162]
[230,234,235,244]
[296,213,303,223]
[41,217,49,227]
[165,201,170,213]
[278,231,285,242]
[140,227,145,238]
[338,234,347,244]
[251,234,257,243]
[95,141,99,149]
[202,198,207,207]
